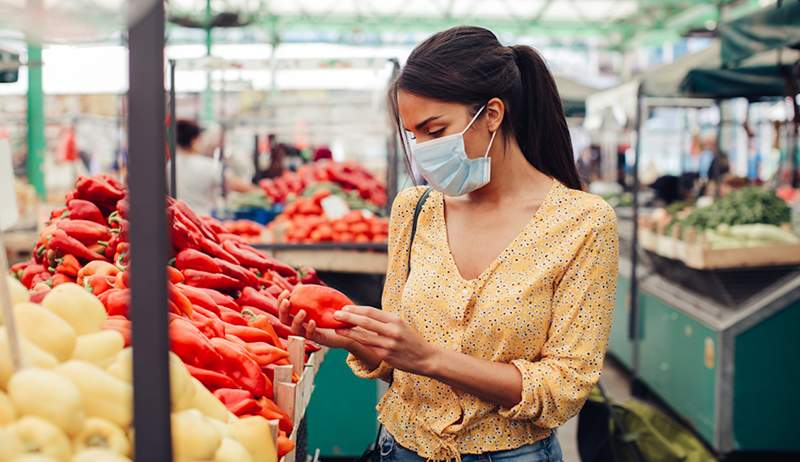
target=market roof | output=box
[719,0,800,65]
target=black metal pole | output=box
[128,1,173,461]
[169,59,177,199]
[252,134,260,184]
[628,85,643,393]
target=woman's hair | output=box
[390,26,582,190]
[176,119,202,149]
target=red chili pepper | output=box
[166,266,184,284]
[200,216,227,235]
[215,258,259,287]
[50,273,73,287]
[168,283,194,316]
[56,219,111,245]
[182,269,243,291]
[174,283,220,316]
[237,287,279,317]
[197,288,240,312]
[258,398,293,434]
[245,341,289,366]
[65,199,105,225]
[21,263,48,289]
[209,337,268,397]
[171,199,219,244]
[54,254,80,278]
[219,306,247,326]
[47,229,107,262]
[185,364,238,390]
[175,248,221,273]
[217,233,248,244]
[190,311,225,338]
[169,317,223,368]
[75,176,125,205]
[98,288,130,317]
[169,211,202,251]
[199,238,239,265]
[104,317,132,347]
[288,284,352,329]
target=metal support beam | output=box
[203,0,214,124]
[628,85,644,391]
[169,59,177,199]
[128,1,172,460]
[26,43,45,199]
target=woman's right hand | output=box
[278,290,354,350]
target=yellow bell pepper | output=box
[0,389,16,425]
[14,302,77,362]
[12,416,73,462]
[8,368,85,436]
[71,331,124,368]
[215,437,254,462]
[6,275,28,309]
[172,409,222,462]
[0,426,23,462]
[11,455,59,462]
[107,348,195,411]
[0,328,58,389]
[54,360,132,428]
[229,415,277,462]
[41,283,106,335]
[190,377,233,422]
[72,417,130,457]
[71,448,132,462]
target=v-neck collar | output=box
[435,181,563,283]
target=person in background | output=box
[172,119,253,215]
[313,145,333,162]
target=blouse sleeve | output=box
[499,209,619,427]
[346,186,426,380]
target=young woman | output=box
[279,26,618,462]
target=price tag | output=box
[0,137,19,231]
[321,195,350,220]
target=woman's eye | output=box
[429,128,445,137]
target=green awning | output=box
[720,1,800,65]
[681,64,798,99]
[555,75,598,118]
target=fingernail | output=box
[333,311,345,320]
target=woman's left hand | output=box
[334,305,440,376]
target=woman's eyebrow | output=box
[414,115,443,131]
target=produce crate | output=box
[681,242,800,270]
[271,336,328,462]
[254,242,388,275]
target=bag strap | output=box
[406,187,434,277]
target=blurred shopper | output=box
[254,133,286,182]
[171,119,252,215]
[279,26,617,462]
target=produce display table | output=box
[608,254,800,456]
[254,243,388,275]
[2,229,38,264]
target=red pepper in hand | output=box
[237,287,279,316]
[185,364,238,390]
[54,254,80,278]
[56,219,111,245]
[175,283,220,316]
[170,317,223,368]
[210,337,268,397]
[183,269,243,292]
[176,248,221,273]
[48,229,107,262]
[65,199,105,224]
[98,288,130,317]
[219,306,247,326]
[288,284,353,329]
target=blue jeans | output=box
[379,429,564,462]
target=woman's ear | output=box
[485,97,505,132]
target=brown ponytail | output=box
[392,26,582,190]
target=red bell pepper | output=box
[215,258,259,287]
[225,324,276,344]
[246,312,282,347]
[77,261,121,295]
[218,306,247,326]
[185,364,238,390]
[175,248,221,274]
[237,287,279,316]
[258,398,293,434]
[209,337,268,397]
[183,269,243,291]
[190,311,225,338]
[244,342,289,366]
[104,316,132,347]
[54,254,80,278]
[174,284,220,316]
[50,273,73,287]
[56,219,111,245]
[168,282,194,317]
[20,264,48,289]
[288,284,353,329]
[75,175,125,206]
[98,288,130,317]
[65,199,105,225]
[198,288,240,312]
[170,317,223,368]
[47,229,107,262]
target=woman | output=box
[279,26,618,462]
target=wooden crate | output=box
[639,229,659,252]
[681,242,800,269]
[270,336,328,462]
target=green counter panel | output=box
[732,300,800,451]
[307,348,378,457]
[608,275,634,368]
[638,294,717,444]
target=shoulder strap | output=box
[406,187,434,277]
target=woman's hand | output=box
[333,305,440,376]
[277,290,353,349]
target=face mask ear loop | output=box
[483,130,497,158]
[460,105,486,135]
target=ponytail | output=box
[393,26,583,190]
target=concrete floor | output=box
[558,358,632,462]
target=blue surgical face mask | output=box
[408,105,497,196]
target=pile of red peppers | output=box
[11,174,337,456]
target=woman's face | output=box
[397,90,501,161]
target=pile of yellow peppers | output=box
[1,277,278,462]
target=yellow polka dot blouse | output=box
[347,181,619,460]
